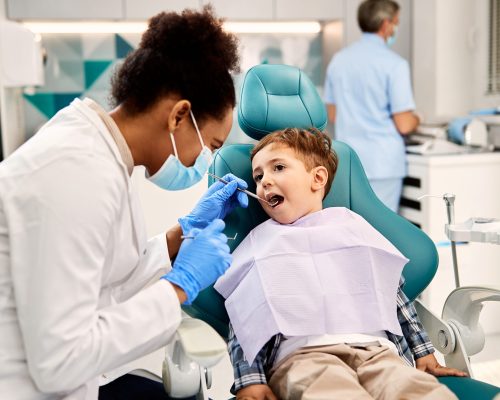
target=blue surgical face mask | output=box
[386,25,398,47]
[147,110,213,191]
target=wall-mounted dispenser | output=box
[0,20,44,160]
[0,20,44,87]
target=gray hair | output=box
[357,0,400,33]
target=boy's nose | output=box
[261,175,272,188]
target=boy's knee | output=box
[384,368,457,400]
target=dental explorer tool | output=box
[207,172,277,206]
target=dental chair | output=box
[165,64,500,399]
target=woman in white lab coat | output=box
[0,6,245,400]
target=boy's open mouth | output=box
[268,194,284,208]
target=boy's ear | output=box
[311,166,328,192]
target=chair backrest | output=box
[184,64,438,339]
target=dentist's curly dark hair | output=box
[111,5,240,123]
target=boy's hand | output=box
[236,384,278,400]
[416,353,468,377]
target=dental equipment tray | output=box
[445,218,500,244]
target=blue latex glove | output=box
[163,219,231,304]
[178,173,249,234]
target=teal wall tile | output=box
[84,60,113,89]
[23,31,323,142]
[24,93,55,119]
[54,93,82,114]
[115,34,134,59]
[83,34,116,60]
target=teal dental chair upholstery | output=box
[184,64,500,399]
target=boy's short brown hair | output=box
[250,128,338,199]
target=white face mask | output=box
[147,110,213,191]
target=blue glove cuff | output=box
[162,270,199,305]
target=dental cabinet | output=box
[400,152,500,335]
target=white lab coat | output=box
[0,99,182,399]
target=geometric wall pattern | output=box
[23,33,136,137]
[22,32,322,144]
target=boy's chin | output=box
[268,212,301,225]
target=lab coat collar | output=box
[71,98,145,253]
[71,98,131,183]
[83,98,134,176]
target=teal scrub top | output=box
[324,33,415,180]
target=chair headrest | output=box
[238,64,327,140]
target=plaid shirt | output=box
[228,277,434,394]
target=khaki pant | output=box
[268,344,457,400]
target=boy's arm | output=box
[397,280,468,377]
[228,323,274,395]
[396,278,435,360]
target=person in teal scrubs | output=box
[324,0,420,212]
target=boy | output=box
[214,128,465,400]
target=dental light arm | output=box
[416,286,500,377]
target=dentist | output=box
[0,6,246,400]
[323,0,420,212]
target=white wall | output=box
[413,0,474,121]
[473,0,500,108]
[412,0,437,120]
[131,167,208,237]
[0,0,4,160]
[436,0,475,118]
[413,0,497,121]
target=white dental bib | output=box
[214,207,408,364]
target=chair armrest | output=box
[443,286,500,356]
[416,286,500,377]
[176,317,227,368]
[415,299,456,355]
[162,317,227,398]
[415,299,472,376]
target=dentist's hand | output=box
[163,219,231,304]
[178,173,248,234]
